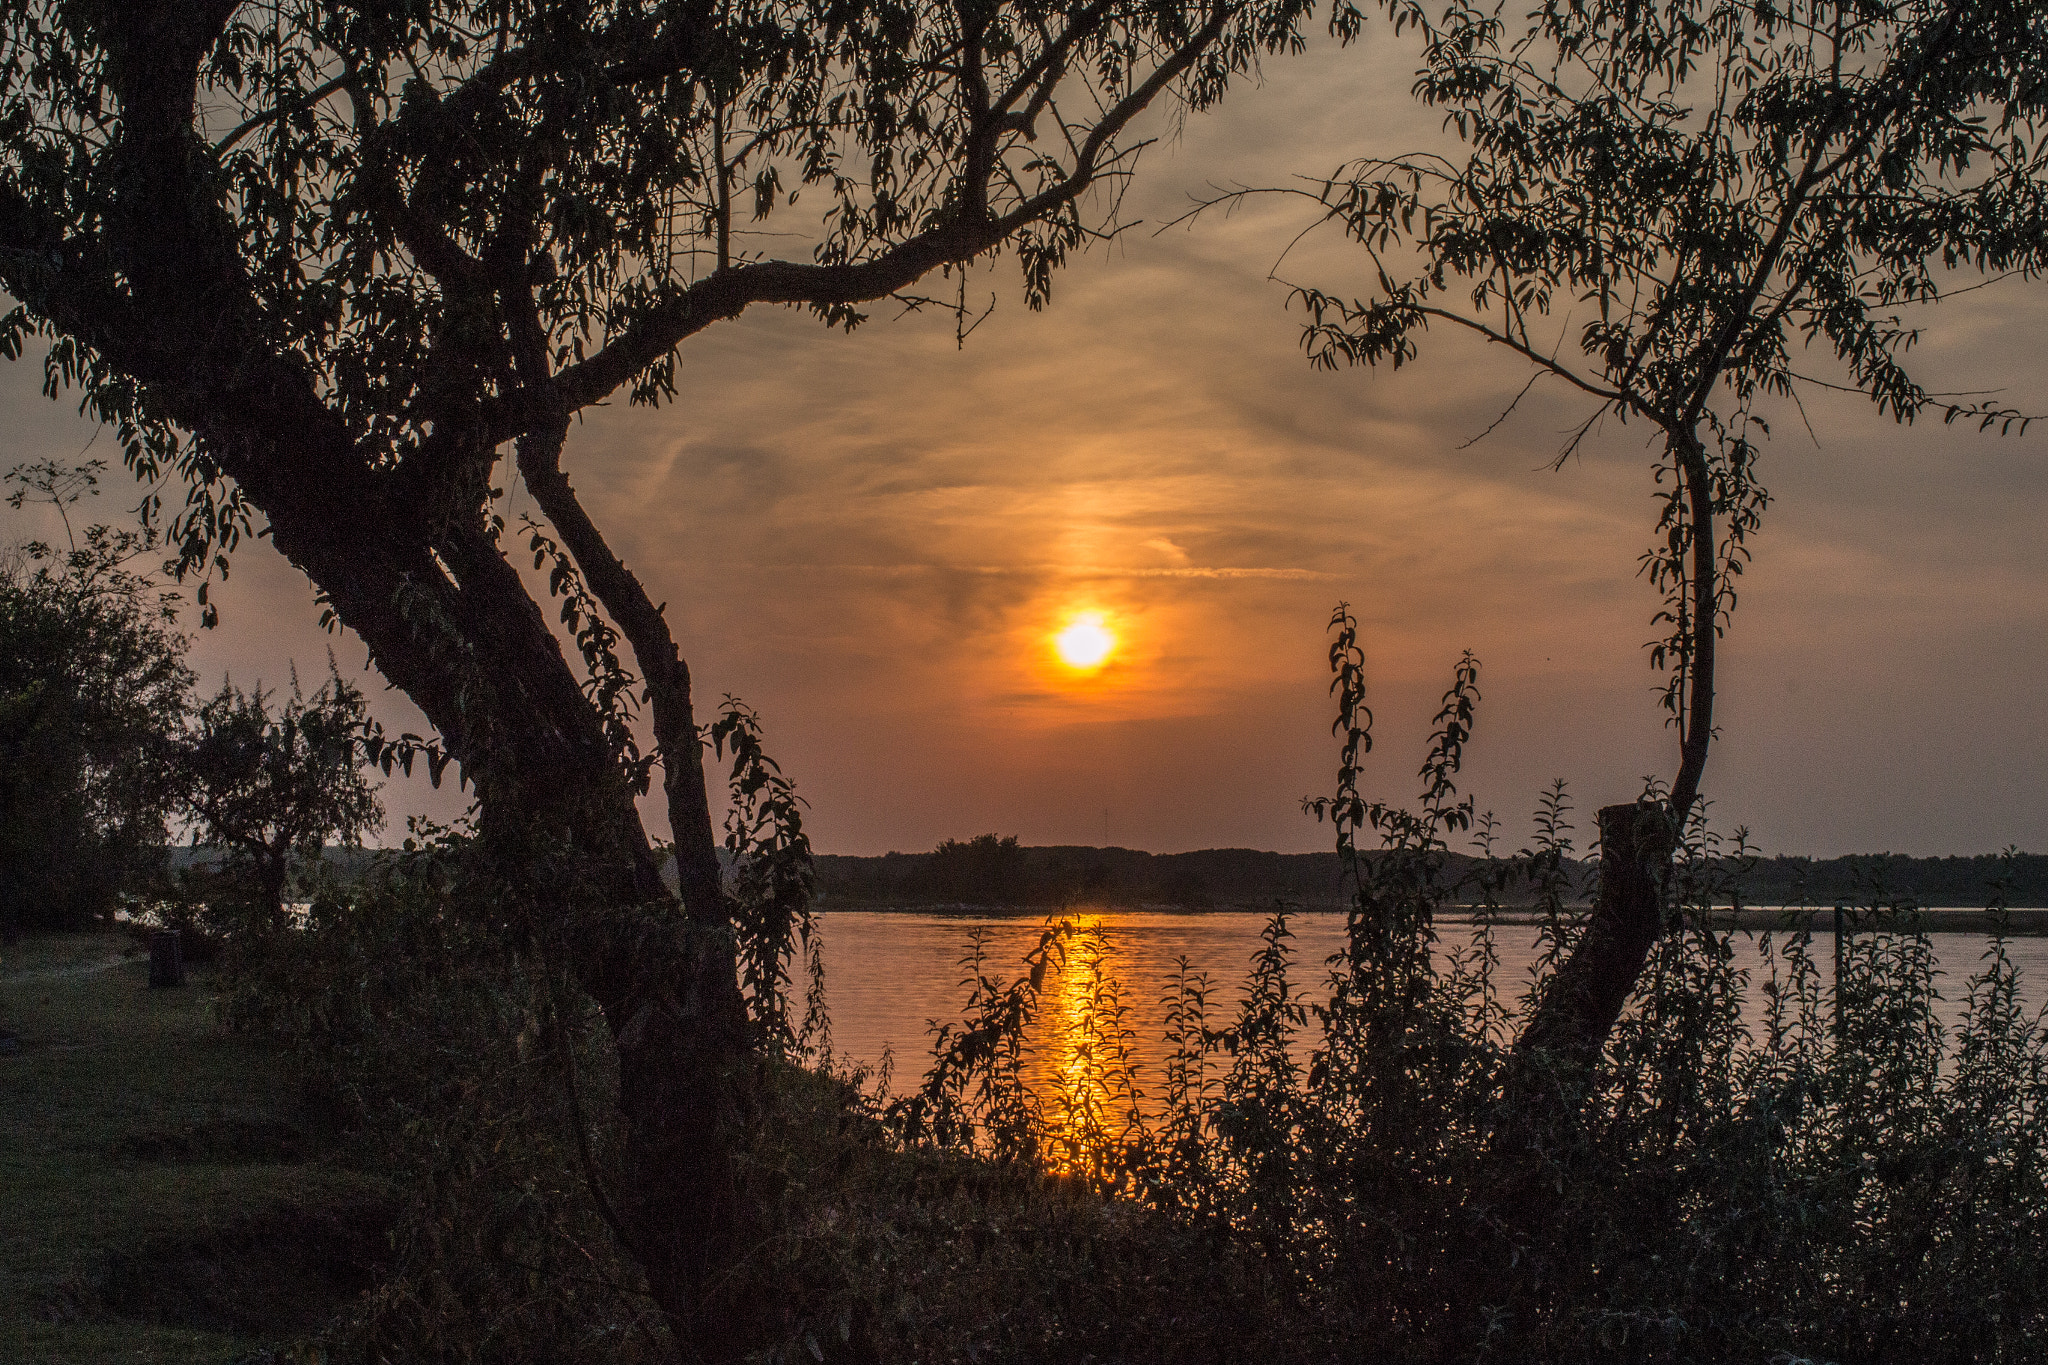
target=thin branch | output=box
[1459,370,1546,450]
[213,72,354,155]
[506,5,1230,430]
[1412,304,1645,416]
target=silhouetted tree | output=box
[1277,0,2048,1071]
[926,833,1028,904]
[178,664,384,928]
[0,2,1314,1350]
[1,462,192,931]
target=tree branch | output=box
[491,2,1231,434]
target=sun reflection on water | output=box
[1034,919,1150,1179]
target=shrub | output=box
[884,633,2048,1363]
[1,462,192,930]
[220,827,670,1364]
[216,660,2048,1363]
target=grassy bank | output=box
[0,930,393,1364]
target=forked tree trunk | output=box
[287,516,758,1359]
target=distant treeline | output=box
[167,840,2048,911]
[821,840,1350,909]
[1734,853,2048,909]
[817,836,1523,910]
[815,837,2048,910]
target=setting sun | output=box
[1053,613,1116,670]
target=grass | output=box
[0,929,393,1365]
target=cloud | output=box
[4,30,2043,858]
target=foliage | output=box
[923,833,1030,905]
[883,620,2048,1363]
[887,921,1078,1163]
[216,825,676,1365]
[1279,0,2048,822]
[219,824,1317,1365]
[175,661,385,931]
[0,460,192,931]
[710,695,823,1054]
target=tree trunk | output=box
[275,514,758,1358]
[513,431,729,926]
[1461,802,1673,1344]
[79,54,761,1333]
[261,852,290,931]
[1510,801,1671,1077]
[148,928,185,988]
[1498,431,1713,1086]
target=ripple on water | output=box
[812,909,2048,1106]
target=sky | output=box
[4,37,2045,859]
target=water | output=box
[813,910,2048,1101]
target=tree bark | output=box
[1667,430,1718,821]
[1507,801,1672,1084]
[148,928,185,988]
[513,426,729,928]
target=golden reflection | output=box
[1038,918,1145,1178]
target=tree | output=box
[1,461,193,932]
[178,664,384,929]
[0,1,1315,1350]
[1277,0,2047,1071]
[925,832,1029,904]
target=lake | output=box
[811,910,2048,1104]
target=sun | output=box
[1054,613,1116,670]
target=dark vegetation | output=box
[178,668,384,928]
[20,629,2037,1363]
[1742,853,2048,910]
[821,840,1368,909]
[1,461,387,953]
[864,639,2048,1363]
[1,462,192,932]
[1,0,2045,1362]
[816,843,2048,910]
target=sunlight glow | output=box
[1054,613,1116,670]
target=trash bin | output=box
[148,928,184,989]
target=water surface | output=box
[813,910,2048,1101]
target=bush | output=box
[882,638,2048,1364]
[176,663,384,929]
[213,662,2048,1364]
[1,462,192,930]
[221,827,1315,1365]
[213,826,666,1364]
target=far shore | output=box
[816,903,2048,934]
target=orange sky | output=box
[5,39,2045,858]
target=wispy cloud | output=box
[729,562,1337,581]
[3,36,2038,859]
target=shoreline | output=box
[814,903,2048,934]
